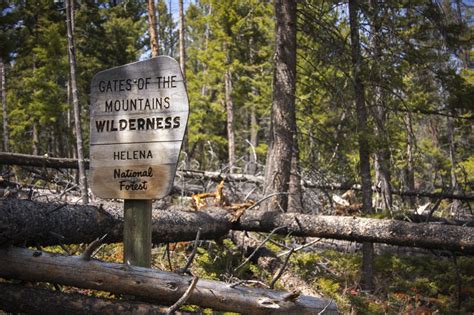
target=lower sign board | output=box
[89,56,189,199]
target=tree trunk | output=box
[2,199,474,254]
[179,0,185,79]
[249,100,258,174]
[148,0,159,57]
[263,0,297,212]
[0,247,337,315]
[178,0,188,156]
[288,138,304,212]
[447,115,461,212]
[32,121,39,155]
[349,0,374,291]
[225,69,236,170]
[0,57,8,152]
[405,113,416,208]
[0,283,186,315]
[65,0,89,204]
[369,0,392,211]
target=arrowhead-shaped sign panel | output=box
[89,56,189,199]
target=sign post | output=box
[90,56,189,267]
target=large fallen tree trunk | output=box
[0,199,231,246]
[0,247,337,314]
[1,199,473,254]
[1,152,472,201]
[0,283,186,315]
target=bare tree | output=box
[262,0,297,212]
[65,0,89,204]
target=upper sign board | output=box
[89,56,189,199]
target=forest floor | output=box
[2,171,473,314]
[40,225,474,314]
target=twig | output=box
[277,238,322,257]
[166,276,199,314]
[228,279,270,289]
[234,226,286,272]
[318,300,334,314]
[254,233,291,250]
[282,290,301,302]
[48,231,70,255]
[81,234,107,261]
[244,192,290,212]
[166,243,173,271]
[270,248,294,289]
[176,228,201,275]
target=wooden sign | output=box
[90,57,189,199]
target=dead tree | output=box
[0,247,338,315]
[1,199,473,254]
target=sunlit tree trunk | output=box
[349,0,374,291]
[249,102,258,174]
[262,0,297,212]
[148,0,159,57]
[225,68,235,170]
[179,0,185,78]
[65,0,89,204]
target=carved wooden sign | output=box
[89,56,189,199]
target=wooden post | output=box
[123,200,152,268]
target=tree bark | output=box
[148,0,159,57]
[32,121,39,155]
[179,0,186,79]
[0,283,184,315]
[249,100,258,174]
[405,113,416,207]
[65,0,89,204]
[1,199,474,254]
[447,115,461,212]
[349,0,374,291]
[288,138,304,212]
[263,0,297,212]
[0,247,337,315]
[225,69,236,170]
[0,57,8,152]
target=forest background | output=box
[1,0,473,210]
[0,0,474,313]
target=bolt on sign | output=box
[90,56,189,199]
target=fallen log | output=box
[0,283,186,315]
[1,152,472,201]
[0,247,338,314]
[234,211,474,254]
[0,199,230,247]
[1,199,473,254]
